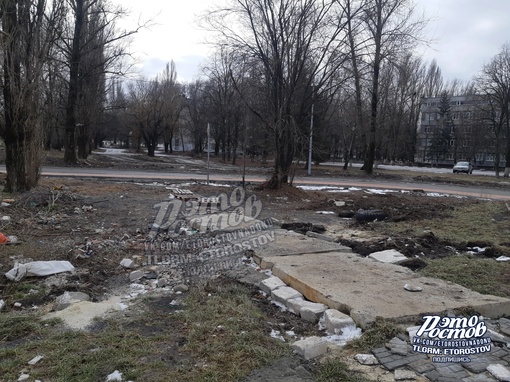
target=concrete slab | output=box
[369,249,407,264]
[253,229,351,268]
[263,251,510,328]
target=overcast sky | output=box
[120,0,510,84]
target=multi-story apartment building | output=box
[415,95,500,168]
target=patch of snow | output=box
[365,189,395,195]
[315,211,336,215]
[117,303,129,311]
[270,329,285,342]
[297,185,344,191]
[467,247,487,254]
[496,256,510,262]
[324,325,362,346]
[106,370,123,381]
[426,192,448,198]
[134,182,167,187]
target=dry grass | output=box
[419,255,510,297]
[380,200,510,245]
[0,280,290,382]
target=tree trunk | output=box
[147,143,156,157]
[77,124,89,159]
[64,0,85,164]
[4,128,41,192]
[2,0,42,192]
[363,0,384,175]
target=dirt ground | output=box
[0,150,507,381]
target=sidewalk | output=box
[249,227,510,381]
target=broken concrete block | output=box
[259,276,286,295]
[354,354,379,365]
[395,369,417,380]
[368,249,407,263]
[120,258,135,269]
[173,284,189,293]
[287,298,328,322]
[324,309,355,335]
[286,297,305,314]
[129,270,144,282]
[0,299,5,311]
[500,317,510,337]
[291,336,328,360]
[305,231,335,242]
[18,374,30,382]
[28,355,44,365]
[271,286,303,305]
[404,283,423,292]
[387,337,408,356]
[487,364,510,382]
[286,298,327,322]
[300,304,328,323]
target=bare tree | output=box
[203,47,248,164]
[126,63,183,158]
[159,61,184,154]
[361,0,426,174]
[62,0,141,164]
[182,80,209,155]
[0,0,65,192]
[422,59,443,97]
[206,0,350,188]
[476,43,510,177]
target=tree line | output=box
[2,0,510,193]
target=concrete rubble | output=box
[355,354,379,365]
[245,223,510,379]
[487,364,510,381]
[291,337,328,360]
[369,249,408,264]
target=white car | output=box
[453,161,473,174]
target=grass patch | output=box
[348,318,401,352]
[315,359,371,382]
[0,278,291,382]
[419,255,510,297]
[3,282,48,305]
[382,200,510,245]
[179,279,290,381]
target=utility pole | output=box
[307,102,314,176]
[207,123,210,185]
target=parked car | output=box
[453,161,473,174]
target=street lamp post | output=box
[307,98,314,176]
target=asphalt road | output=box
[2,165,510,201]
